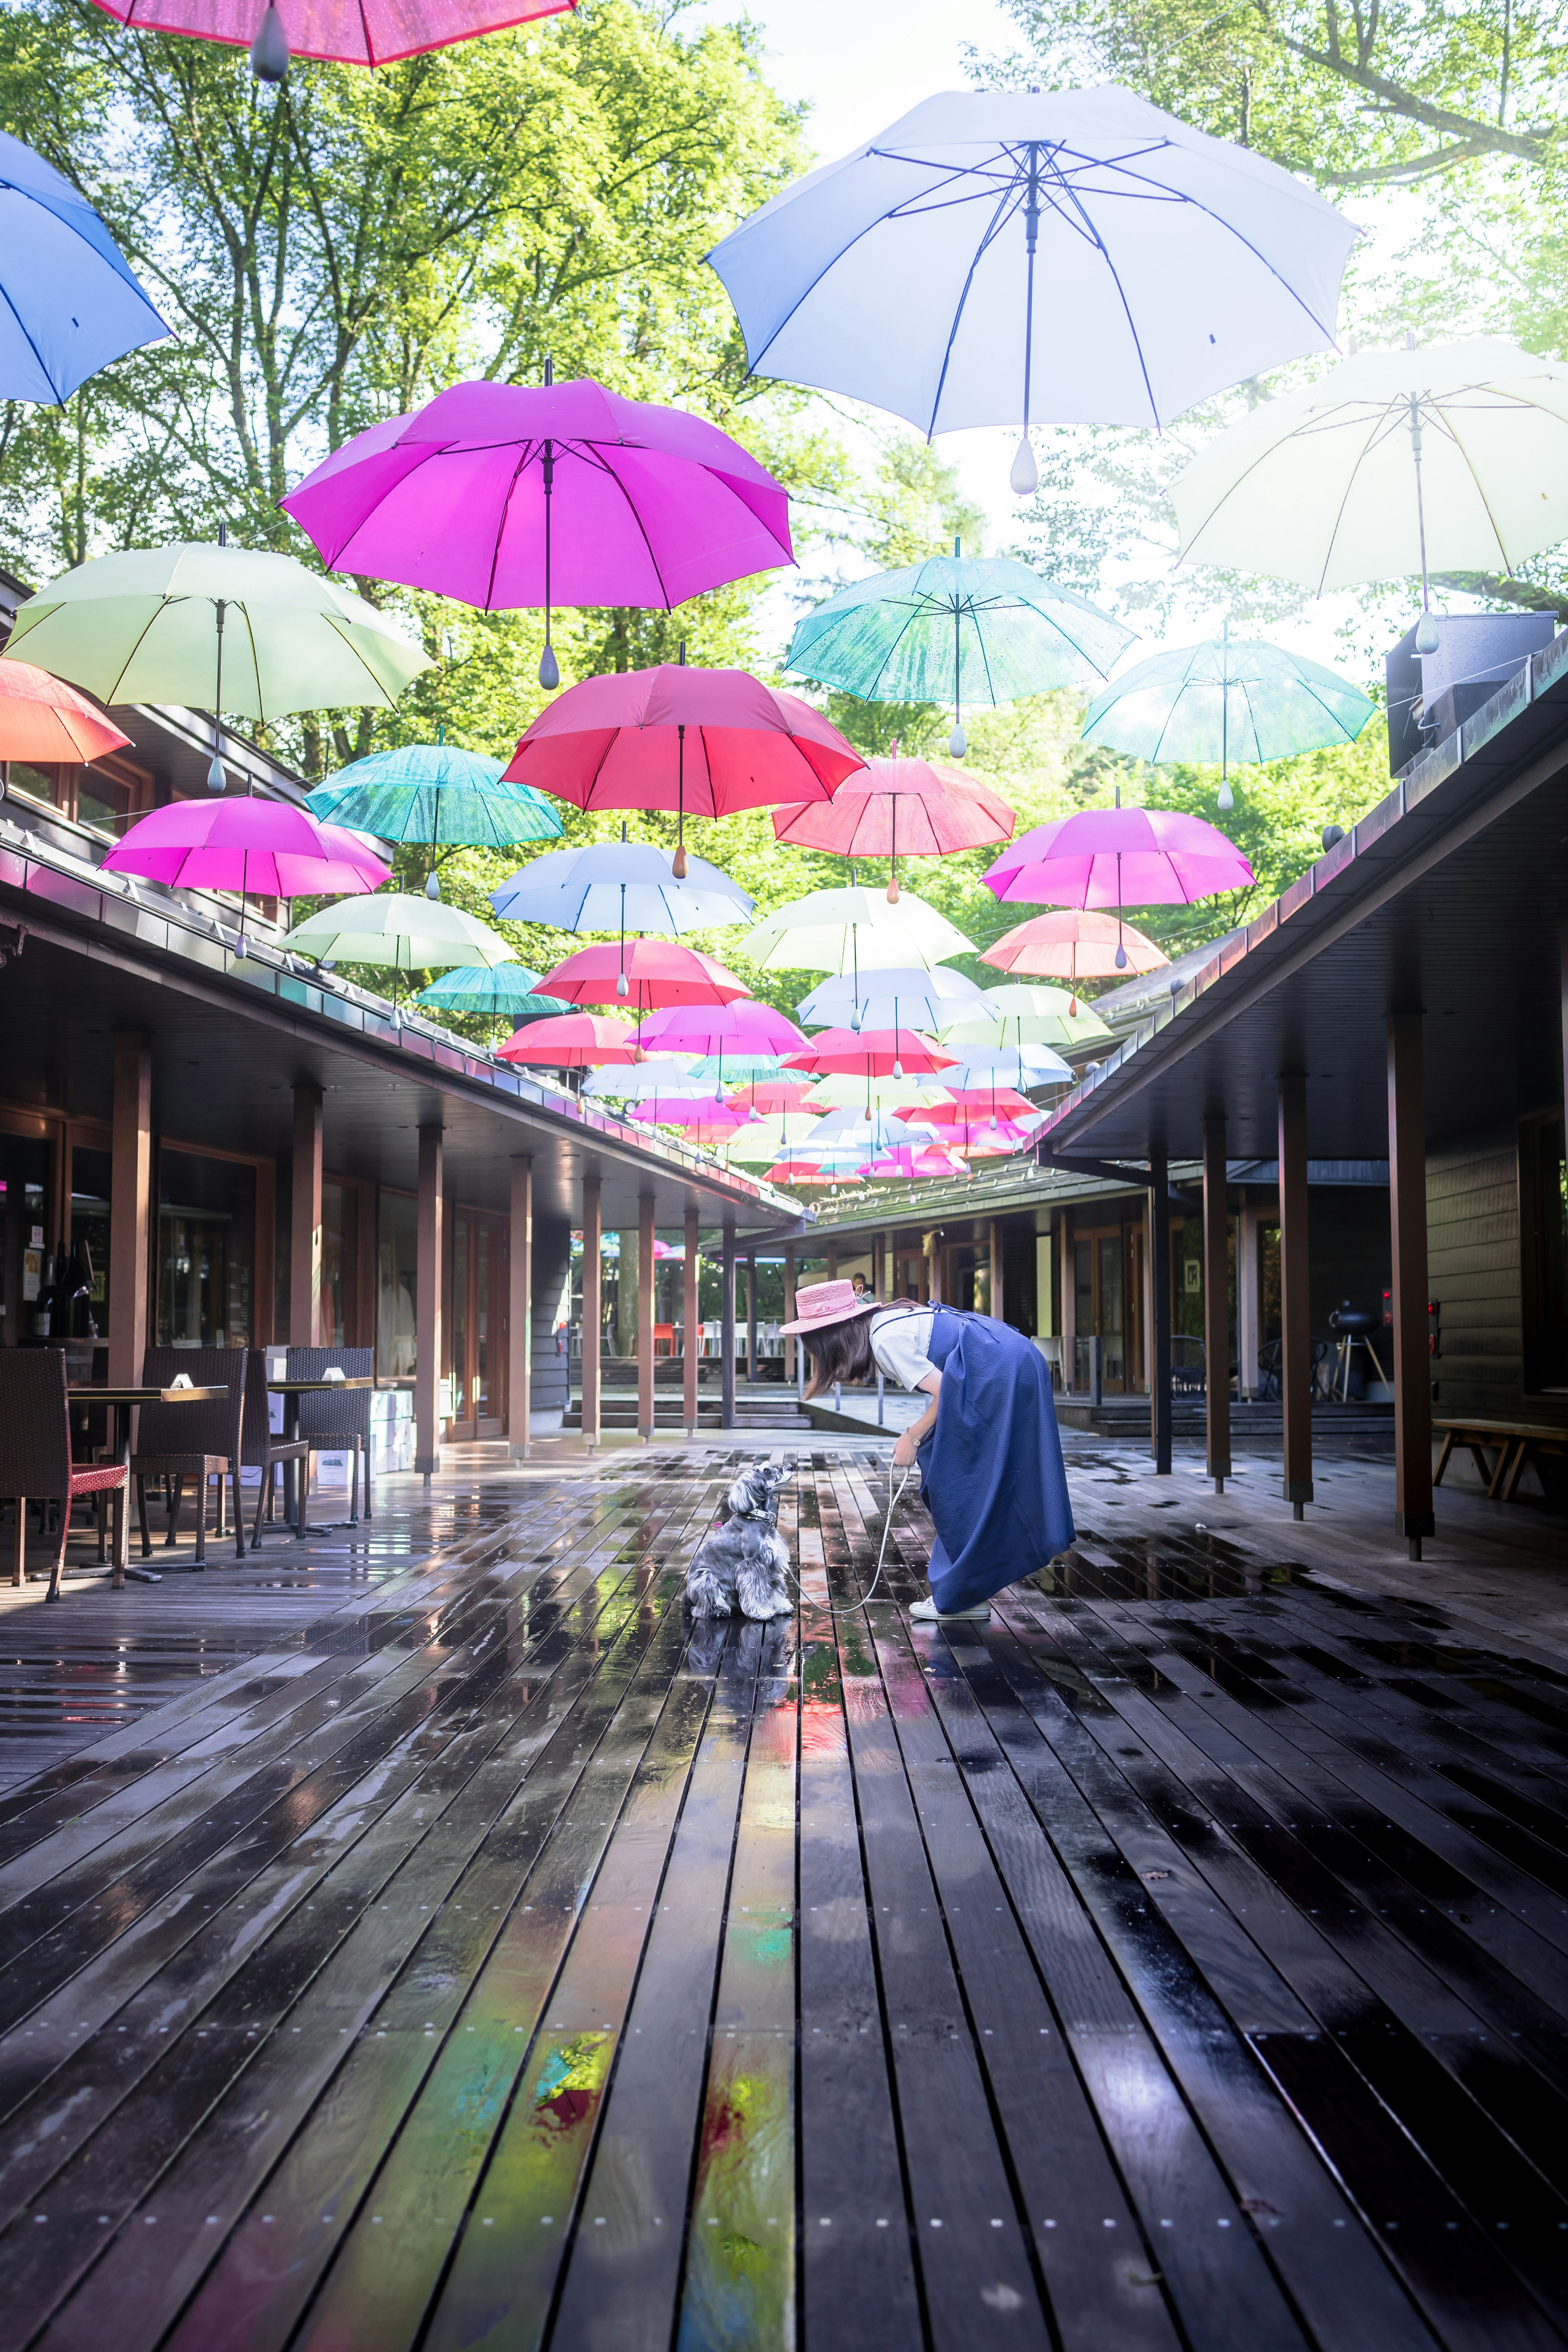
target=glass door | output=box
[446,1211,506,1438]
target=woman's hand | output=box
[892,1428,919,1468]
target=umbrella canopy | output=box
[925,1085,1040,1122]
[0,658,130,764]
[628,1095,753,1134]
[938,983,1114,1052]
[766,1163,862,1187]
[87,0,571,73]
[708,87,1354,457]
[984,807,1254,909]
[724,1112,824,1165]
[801,1073,948,1110]
[636,1000,806,1058]
[813,1106,942,1149]
[1082,633,1374,804]
[102,797,390,898]
[306,744,561,863]
[795,964,986,1032]
[940,1114,1043,1156]
[685,1056,790,1089]
[725,1079,814,1114]
[1170,339,1568,598]
[784,548,1131,749]
[939,1044,1071,1086]
[863,1144,970,1181]
[5,543,430,722]
[284,892,510,972]
[744,884,973,976]
[283,375,792,685]
[491,841,753,934]
[581,1064,707,1102]
[414,963,568,1017]
[496,1012,641,1068]
[782,1026,957,1078]
[773,755,1015,899]
[980,908,1167,984]
[0,129,168,403]
[540,940,749,1011]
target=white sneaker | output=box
[909,1596,991,1622]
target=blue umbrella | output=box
[307,741,561,900]
[0,131,169,402]
[795,963,986,1033]
[787,544,1132,755]
[491,840,754,935]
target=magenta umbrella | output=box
[282,374,793,688]
[637,1000,806,1058]
[984,806,1253,910]
[89,0,572,76]
[628,1096,753,1134]
[102,797,389,950]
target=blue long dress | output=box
[913,1308,1074,1612]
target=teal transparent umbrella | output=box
[1081,626,1375,811]
[414,962,574,1045]
[306,739,562,900]
[786,541,1132,756]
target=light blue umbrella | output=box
[795,963,986,1033]
[0,131,169,402]
[308,741,561,900]
[1082,628,1375,811]
[787,545,1132,755]
[492,840,753,934]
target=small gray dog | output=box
[684,1462,794,1620]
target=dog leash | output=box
[785,1458,914,1618]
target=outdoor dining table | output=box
[266,1376,378,1539]
[66,1384,227,1588]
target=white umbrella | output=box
[1171,340,1568,622]
[801,1073,951,1110]
[709,87,1355,487]
[744,884,972,976]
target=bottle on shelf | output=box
[30,1251,56,1338]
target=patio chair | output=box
[240,1350,310,1550]
[0,1350,129,1602]
[131,1347,247,1568]
[285,1347,374,1524]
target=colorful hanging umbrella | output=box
[628,1096,753,1134]
[1082,628,1374,813]
[766,1163,862,1188]
[104,798,390,949]
[540,940,750,1011]
[784,545,1131,756]
[773,754,1014,899]
[283,374,793,689]
[284,895,511,1008]
[943,1116,1043,1156]
[984,807,1254,909]
[307,740,561,901]
[723,1110,824,1164]
[938,984,1114,1054]
[782,1027,957,1078]
[496,1012,641,1068]
[940,1045,1071,1087]
[581,1063,706,1101]
[636,1000,806,1058]
[0,658,130,764]
[491,840,753,934]
[687,1057,791,1091]
[0,130,169,403]
[744,884,972,976]
[415,963,563,1016]
[505,662,863,872]
[863,1144,970,1181]
[927,1087,1041,1123]
[802,1073,948,1111]
[795,964,986,1033]
[88,0,572,78]
[980,909,1167,992]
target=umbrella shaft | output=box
[1408,394,1431,609]
[1022,143,1040,431]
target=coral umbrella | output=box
[0,130,168,403]
[0,659,129,765]
[540,940,749,1012]
[772,754,1014,900]
[727,1079,815,1115]
[920,1088,1040,1123]
[637,1001,806,1058]
[89,0,571,79]
[283,374,793,690]
[628,1097,753,1134]
[495,1013,641,1068]
[103,797,390,952]
[980,908,1167,1002]
[506,662,864,874]
[782,1027,957,1078]
[984,807,1253,909]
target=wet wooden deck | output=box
[1,1442,1567,2350]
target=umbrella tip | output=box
[425,870,442,901]
[1217,780,1234,812]
[1114,944,1128,969]
[886,875,900,903]
[205,753,226,795]
[1009,432,1038,498]
[672,842,688,879]
[249,2,289,81]
[948,721,967,760]
[543,354,554,386]
[538,642,559,691]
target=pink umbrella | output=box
[282,375,793,689]
[918,1088,1040,1123]
[765,1163,862,1188]
[984,806,1253,909]
[495,1012,640,1068]
[540,939,749,1012]
[102,795,390,949]
[862,1144,969,1180]
[88,0,572,74]
[781,1026,957,1078]
[730,1078,815,1114]
[636,1000,806,1058]
[773,755,1014,902]
[940,1114,1043,1156]
[506,662,862,871]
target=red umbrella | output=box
[540,940,748,1011]
[773,754,1014,902]
[505,663,864,873]
[495,1013,640,1068]
[637,1000,806,1057]
[980,908,1167,1001]
[0,658,129,764]
[782,1026,957,1078]
[984,806,1253,909]
[765,1163,862,1187]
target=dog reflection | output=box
[684,1610,795,1690]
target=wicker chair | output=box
[130,1348,247,1569]
[285,1347,375,1524]
[240,1350,310,1549]
[0,1350,129,1601]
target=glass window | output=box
[474,1225,491,1418]
[322,1180,356,1348]
[0,1134,51,1347]
[1098,1234,1125,1386]
[71,1145,113,1336]
[451,1220,469,1410]
[7,763,58,806]
[377,1190,418,1378]
[157,1149,256,1349]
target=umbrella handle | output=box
[674,722,688,878]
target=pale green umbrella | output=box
[284,893,512,1015]
[938,982,1113,1053]
[3,539,431,792]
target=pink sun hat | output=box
[779,1277,879,1336]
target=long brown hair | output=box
[801,1299,920,1398]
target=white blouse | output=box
[868,1306,940,1391]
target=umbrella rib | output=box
[1037,150,1161,429]
[926,178,1020,441]
[1432,397,1518,573]
[0,273,69,403]
[102,597,181,710]
[486,446,535,613]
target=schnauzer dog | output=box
[684,1461,794,1621]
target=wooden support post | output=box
[989,1217,1004,1323]
[290,1083,323,1348]
[721,1217,737,1430]
[746,1255,758,1387]
[580,1175,601,1452]
[415,1125,443,1483]
[1148,1146,1172,1474]
[109,1031,151,1388]
[782,1247,797,1384]
[1388,1013,1434,1558]
[637,1192,655,1442]
[509,1156,532,1460]
[1203,1113,1232,1492]
[1278,1071,1312,1517]
[684,1209,701,1436]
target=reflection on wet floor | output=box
[1036,1530,1304,1604]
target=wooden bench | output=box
[1433,1415,1568,1503]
